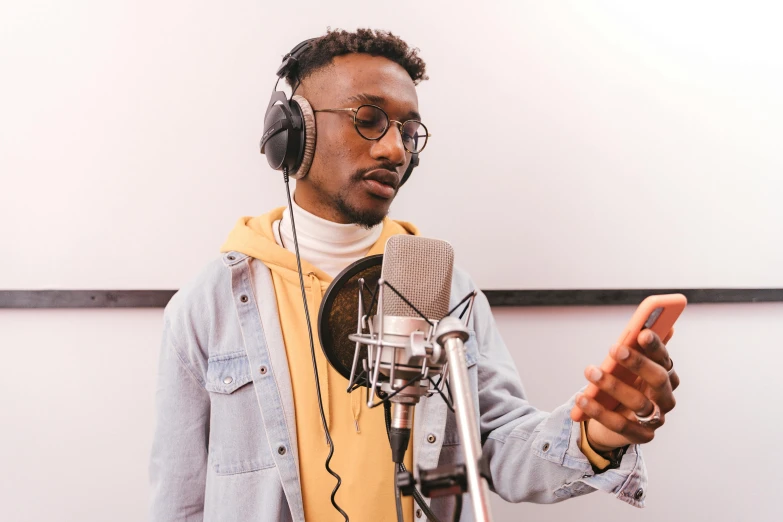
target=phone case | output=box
[571,293,687,422]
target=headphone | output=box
[260,39,419,186]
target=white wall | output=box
[2,1,781,521]
[1,0,781,290]
[1,304,780,521]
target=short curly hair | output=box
[284,28,428,88]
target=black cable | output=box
[383,403,442,522]
[394,466,404,522]
[384,402,405,522]
[452,494,462,522]
[284,169,348,521]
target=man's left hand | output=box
[575,329,680,452]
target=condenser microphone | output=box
[377,236,454,463]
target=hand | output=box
[575,329,680,452]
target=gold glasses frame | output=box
[313,104,431,154]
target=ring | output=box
[634,401,662,428]
[667,358,675,378]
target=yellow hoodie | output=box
[222,207,419,522]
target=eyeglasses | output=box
[313,104,430,154]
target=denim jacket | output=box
[149,252,648,522]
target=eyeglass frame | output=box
[312,104,431,154]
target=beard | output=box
[316,168,397,229]
[331,188,390,229]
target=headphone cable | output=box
[283,168,349,521]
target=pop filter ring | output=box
[318,254,383,383]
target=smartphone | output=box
[570,293,687,422]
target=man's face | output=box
[295,54,420,228]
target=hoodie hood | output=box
[220,207,420,284]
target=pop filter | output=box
[318,254,383,384]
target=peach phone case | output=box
[571,293,687,422]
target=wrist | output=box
[584,420,619,454]
[583,420,629,472]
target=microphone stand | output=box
[435,316,493,522]
[347,280,494,522]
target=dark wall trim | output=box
[0,290,177,309]
[1,289,781,309]
[482,288,783,307]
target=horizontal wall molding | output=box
[1,288,781,309]
[0,290,177,309]
[482,288,783,306]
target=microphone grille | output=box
[381,235,454,319]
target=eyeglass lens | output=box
[354,105,427,153]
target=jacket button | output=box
[278,445,286,455]
[542,442,551,452]
[634,488,644,500]
[227,255,236,261]
[259,366,268,375]
[223,376,233,384]
[415,508,422,518]
[240,295,249,303]
[427,434,436,443]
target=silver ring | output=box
[667,358,675,377]
[634,401,662,428]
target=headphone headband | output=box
[276,38,316,79]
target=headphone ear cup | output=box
[261,103,291,171]
[289,95,317,180]
[399,152,419,187]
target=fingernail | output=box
[577,396,588,408]
[587,367,602,381]
[643,331,654,346]
[616,346,630,360]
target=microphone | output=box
[373,235,454,463]
[318,235,455,464]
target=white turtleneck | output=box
[272,198,383,279]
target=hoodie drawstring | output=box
[306,271,331,442]
[350,386,362,433]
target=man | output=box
[150,28,679,522]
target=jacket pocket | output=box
[206,352,276,475]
